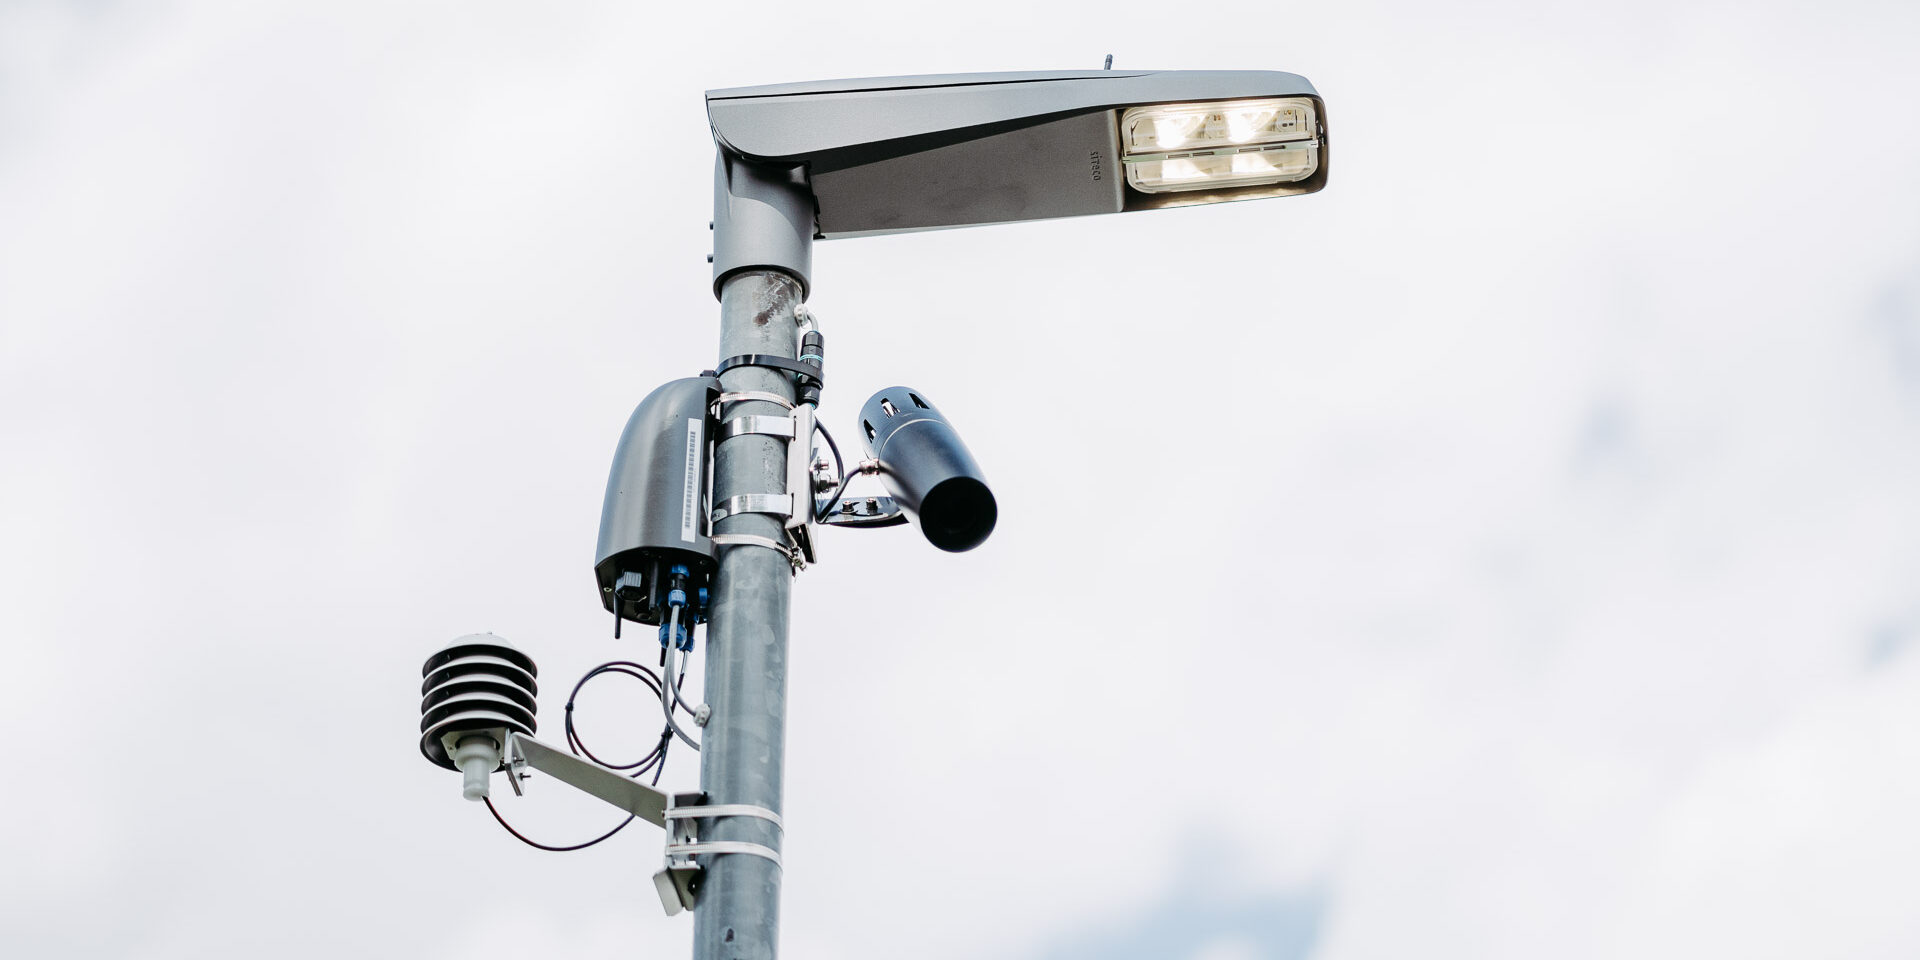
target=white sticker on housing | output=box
[681,418,702,543]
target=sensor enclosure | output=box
[595,376,720,625]
[859,387,997,552]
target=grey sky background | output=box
[4,1,1920,958]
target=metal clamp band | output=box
[664,841,783,868]
[717,415,796,442]
[711,494,793,523]
[709,533,805,570]
[715,390,793,410]
[716,354,822,389]
[663,804,784,830]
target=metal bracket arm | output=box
[504,732,670,827]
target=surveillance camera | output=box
[858,387,997,552]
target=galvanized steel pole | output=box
[697,155,814,960]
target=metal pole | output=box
[697,154,813,960]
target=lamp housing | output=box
[704,69,1328,246]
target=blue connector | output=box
[658,620,694,652]
[660,564,695,650]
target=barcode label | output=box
[681,418,702,543]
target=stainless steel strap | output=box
[717,415,797,442]
[715,390,793,410]
[709,533,804,570]
[664,841,783,867]
[663,803,784,830]
[710,494,793,523]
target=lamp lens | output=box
[1121,97,1319,194]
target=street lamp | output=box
[708,68,1328,293]
[418,67,1328,960]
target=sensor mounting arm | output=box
[507,732,671,828]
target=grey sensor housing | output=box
[859,387,996,552]
[595,376,720,625]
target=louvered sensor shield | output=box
[419,634,539,800]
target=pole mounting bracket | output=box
[500,734,784,917]
[654,792,784,916]
[709,403,821,567]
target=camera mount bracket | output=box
[816,494,908,528]
[711,403,821,566]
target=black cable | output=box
[812,418,849,521]
[815,417,845,482]
[565,662,666,770]
[484,796,634,852]
[817,471,856,523]
[485,661,682,853]
[566,665,662,766]
[649,730,670,785]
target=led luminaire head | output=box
[705,70,1328,242]
[1121,97,1319,194]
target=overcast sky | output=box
[4,1,1920,958]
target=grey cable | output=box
[661,605,702,750]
